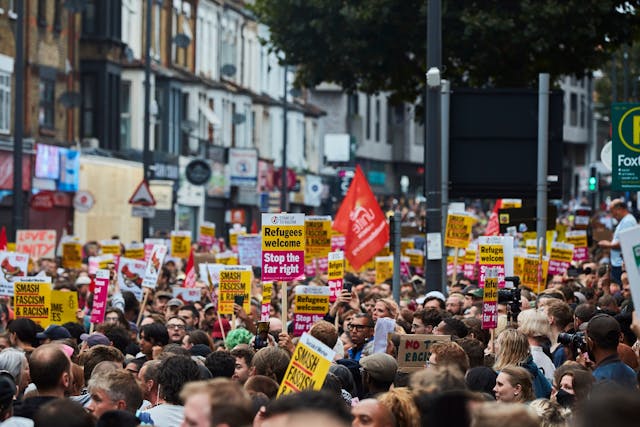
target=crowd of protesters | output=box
[0,198,640,426]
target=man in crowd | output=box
[166,316,188,344]
[598,199,638,284]
[230,347,254,385]
[86,369,142,419]
[346,314,374,362]
[411,309,444,334]
[352,399,395,427]
[178,305,200,330]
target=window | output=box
[120,81,131,149]
[180,92,190,155]
[81,74,96,137]
[570,93,578,126]
[152,1,161,59]
[366,95,371,140]
[0,71,11,134]
[349,94,359,115]
[82,1,96,36]
[37,0,47,27]
[580,94,586,128]
[39,77,55,129]
[375,99,381,142]
[54,0,62,33]
[7,0,17,19]
[81,0,121,40]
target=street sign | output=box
[612,103,640,191]
[129,180,156,206]
[132,205,156,218]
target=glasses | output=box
[167,324,186,330]
[348,324,371,331]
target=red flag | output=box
[0,226,6,251]
[183,249,196,288]
[333,166,389,270]
[485,199,502,236]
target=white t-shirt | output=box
[141,404,184,427]
[531,345,555,383]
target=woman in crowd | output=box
[493,366,535,403]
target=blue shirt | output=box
[612,213,637,267]
[593,354,638,390]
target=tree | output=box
[252,0,640,103]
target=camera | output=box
[557,332,587,354]
[498,276,522,322]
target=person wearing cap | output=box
[359,353,398,397]
[199,303,217,334]
[36,325,71,345]
[80,333,111,350]
[445,293,465,316]
[417,291,446,310]
[75,275,91,309]
[165,298,184,319]
[149,291,172,317]
[586,313,637,389]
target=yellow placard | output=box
[401,238,415,255]
[550,243,574,264]
[218,267,252,315]
[278,334,335,396]
[479,244,504,264]
[555,223,568,243]
[50,290,79,325]
[444,214,473,248]
[7,243,15,252]
[294,292,330,315]
[328,258,344,281]
[513,255,524,278]
[124,246,144,260]
[261,226,304,251]
[15,278,51,328]
[200,223,216,239]
[406,249,424,268]
[262,281,273,305]
[500,199,522,209]
[62,242,82,269]
[100,240,121,255]
[375,256,393,284]
[565,231,588,248]
[521,256,540,289]
[305,217,332,261]
[171,232,191,259]
[526,239,538,255]
[230,229,247,248]
[216,252,239,265]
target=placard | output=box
[142,245,167,289]
[14,276,52,328]
[218,265,252,315]
[261,281,273,321]
[118,257,146,301]
[171,231,192,258]
[481,269,499,329]
[16,230,57,260]
[88,254,115,275]
[400,238,415,255]
[229,227,247,249]
[124,242,145,260]
[478,236,514,288]
[463,244,477,279]
[238,234,262,266]
[277,333,335,396]
[100,240,121,255]
[198,222,216,250]
[396,334,451,372]
[144,238,165,261]
[305,216,332,261]
[293,285,330,336]
[216,251,239,265]
[327,251,344,302]
[565,230,589,262]
[62,239,83,269]
[172,287,201,303]
[444,213,474,248]
[547,242,574,276]
[262,213,305,281]
[50,290,78,325]
[619,226,640,314]
[406,248,424,268]
[0,252,29,296]
[375,256,393,284]
[91,269,109,324]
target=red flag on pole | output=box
[0,226,6,251]
[484,199,502,236]
[183,249,196,288]
[333,166,389,270]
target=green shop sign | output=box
[612,103,640,191]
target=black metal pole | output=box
[11,0,25,240]
[280,65,288,212]
[142,0,152,239]
[424,0,442,292]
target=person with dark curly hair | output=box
[138,355,200,427]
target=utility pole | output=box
[424,0,443,292]
[142,0,152,239]
[281,65,288,212]
[11,0,25,240]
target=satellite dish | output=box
[232,113,246,125]
[173,33,191,48]
[601,140,612,172]
[58,92,82,109]
[221,64,237,77]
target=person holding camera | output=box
[584,313,637,390]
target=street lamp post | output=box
[280,65,288,212]
[11,0,25,240]
[142,0,152,239]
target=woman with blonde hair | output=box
[372,298,399,322]
[494,328,551,398]
[518,309,555,382]
[529,398,570,427]
[493,365,535,403]
[377,387,420,427]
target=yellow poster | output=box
[513,254,524,278]
[550,242,574,264]
[327,255,344,282]
[405,249,424,268]
[278,333,336,396]
[218,266,252,315]
[444,214,473,248]
[124,243,144,260]
[50,290,78,325]
[521,255,540,289]
[375,256,393,284]
[305,216,332,261]
[565,230,588,248]
[100,240,121,255]
[171,231,191,259]
[62,241,82,269]
[262,281,273,305]
[216,252,239,265]
[401,238,415,255]
[526,239,538,255]
[14,277,52,328]
[500,199,522,209]
[229,228,247,248]
[7,243,15,252]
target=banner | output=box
[62,239,83,269]
[172,287,201,303]
[463,244,477,280]
[481,269,499,329]
[396,334,451,372]
[171,231,192,259]
[375,256,393,284]
[124,242,144,260]
[15,276,52,327]
[218,265,252,315]
[0,252,28,296]
[293,285,330,336]
[618,225,640,313]
[332,165,389,270]
[444,213,474,248]
[16,230,57,260]
[238,234,262,267]
[50,290,78,325]
[478,236,514,289]
[100,240,121,255]
[198,222,216,250]
[183,250,196,288]
[262,213,305,281]
[547,242,574,276]
[278,333,335,396]
[142,245,167,289]
[118,257,146,301]
[144,238,165,262]
[91,269,109,324]
[565,230,589,262]
[305,216,332,262]
[327,251,344,302]
[261,281,273,321]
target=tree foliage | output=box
[252,0,640,103]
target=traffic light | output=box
[588,167,598,192]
